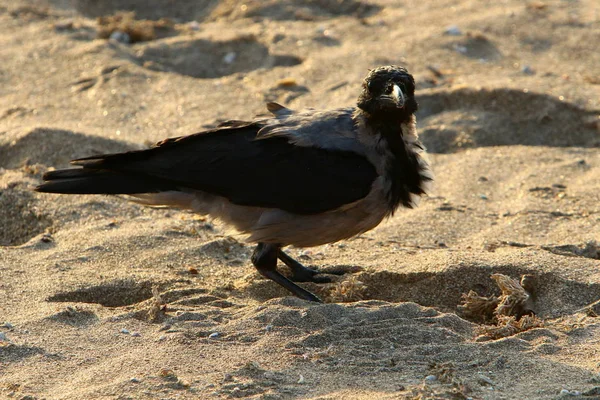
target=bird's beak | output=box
[391,84,405,108]
[377,84,406,109]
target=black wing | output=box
[37,123,377,215]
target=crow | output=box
[36,66,432,302]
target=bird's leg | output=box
[277,249,333,283]
[251,243,322,302]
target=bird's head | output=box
[357,66,417,121]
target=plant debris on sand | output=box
[97,11,174,43]
[459,273,544,340]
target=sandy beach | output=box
[1,0,600,398]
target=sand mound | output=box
[0,187,51,246]
[418,88,600,153]
[133,35,302,79]
[0,128,137,170]
[209,0,380,21]
[72,0,379,21]
[47,278,158,307]
[71,0,215,21]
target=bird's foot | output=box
[278,250,362,283]
[289,264,333,283]
[252,243,323,302]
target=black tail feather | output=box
[42,168,98,180]
[36,168,177,195]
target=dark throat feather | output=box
[373,118,430,213]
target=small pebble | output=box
[299,250,313,259]
[298,375,305,384]
[453,44,468,54]
[444,25,462,35]
[120,328,130,335]
[209,332,220,339]
[158,335,167,341]
[277,78,298,87]
[187,21,200,31]
[272,33,285,43]
[54,20,74,30]
[560,388,582,396]
[131,332,141,337]
[477,373,494,386]
[480,194,489,200]
[0,332,9,342]
[1,322,14,329]
[265,324,273,332]
[522,65,535,75]
[130,377,140,383]
[160,368,176,379]
[424,375,437,382]
[109,30,131,44]
[40,234,54,243]
[222,52,236,64]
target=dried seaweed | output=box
[327,276,367,303]
[459,273,542,340]
[97,11,174,43]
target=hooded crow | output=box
[36,66,432,302]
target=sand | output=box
[1,0,600,398]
